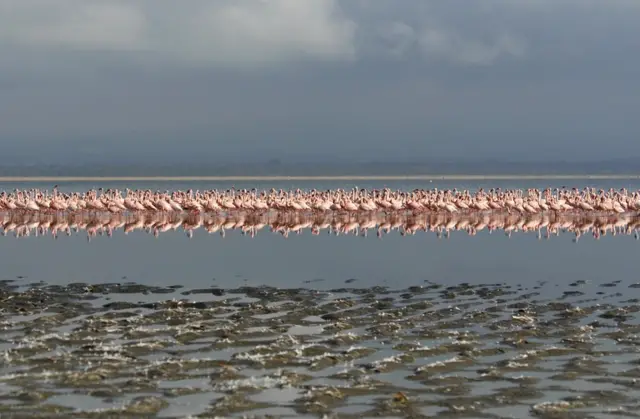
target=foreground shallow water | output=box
[2,278,640,418]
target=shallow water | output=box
[2,180,640,418]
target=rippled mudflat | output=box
[3,277,640,418]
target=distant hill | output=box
[0,159,638,177]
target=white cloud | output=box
[172,0,356,65]
[0,0,356,66]
[0,0,147,50]
[419,29,525,65]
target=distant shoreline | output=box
[0,175,639,182]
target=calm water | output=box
[2,180,640,418]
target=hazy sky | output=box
[1,0,639,164]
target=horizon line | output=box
[0,174,639,182]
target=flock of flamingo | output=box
[1,186,639,215]
[1,211,638,241]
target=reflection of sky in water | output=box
[0,208,638,292]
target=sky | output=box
[1,0,639,165]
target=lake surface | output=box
[2,179,640,418]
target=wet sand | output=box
[1,174,640,182]
[2,278,640,418]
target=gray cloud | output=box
[2,0,638,67]
[0,0,533,67]
[0,0,639,164]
